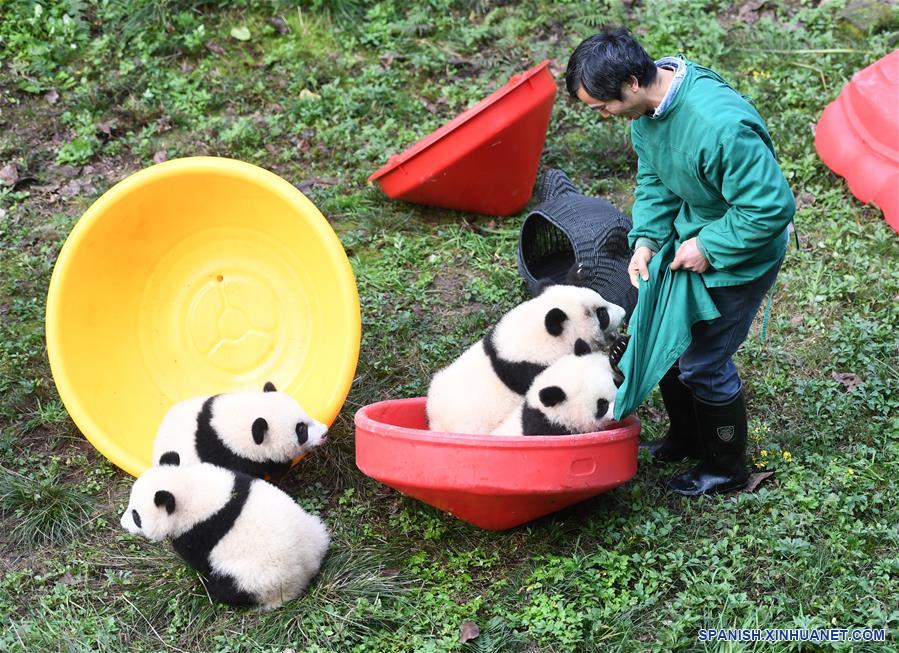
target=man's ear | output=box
[628,75,640,92]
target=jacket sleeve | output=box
[628,128,682,252]
[696,125,795,269]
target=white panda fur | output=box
[152,382,328,480]
[491,351,622,436]
[426,284,625,435]
[120,462,329,610]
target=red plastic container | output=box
[368,61,557,216]
[815,51,899,233]
[354,397,640,530]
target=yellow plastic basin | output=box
[46,157,361,477]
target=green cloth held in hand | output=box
[613,236,720,420]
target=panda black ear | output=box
[545,308,568,336]
[539,386,566,407]
[595,398,610,419]
[574,339,591,356]
[252,418,268,444]
[263,382,277,392]
[565,264,589,287]
[158,451,180,466]
[154,490,176,515]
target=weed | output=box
[0,459,96,547]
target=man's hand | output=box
[628,246,654,288]
[670,237,709,273]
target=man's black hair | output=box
[565,27,658,101]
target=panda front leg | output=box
[199,570,259,608]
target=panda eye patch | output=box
[252,418,268,445]
[132,509,142,529]
[539,386,566,407]
[296,422,308,444]
[595,399,610,419]
[544,308,568,336]
[596,307,610,330]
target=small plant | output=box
[55,110,102,165]
[0,459,96,546]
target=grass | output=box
[1,0,898,651]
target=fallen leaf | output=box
[59,180,82,197]
[299,88,321,102]
[45,89,59,105]
[270,16,289,34]
[59,572,74,585]
[0,208,6,220]
[421,98,441,114]
[97,119,117,136]
[548,58,563,77]
[832,371,862,391]
[0,164,18,187]
[744,470,775,493]
[153,151,168,164]
[795,191,816,209]
[459,621,480,644]
[382,568,400,577]
[790,315,803,326]
[296,177,338,192]
[737,0,765,24]
[230,26,251,41]
[206,41,226,55]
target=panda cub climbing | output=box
[427,285,625,435]
[491,351,622,436]
[121,461,330,610]
[152,382,327,480]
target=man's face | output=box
[576,80,646,120]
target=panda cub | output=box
[491,351,622,436]
[121,461,330,610]
[152,382,327,480]
[427,284,625,435]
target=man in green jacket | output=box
[566,27,794,496]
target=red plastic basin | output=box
[815,50,899,233]
[368,61,557,216]
[354,397,640,530]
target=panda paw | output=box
[608,335,630,371]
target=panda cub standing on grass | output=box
[427,284,625,435]
[152,382,328,480]
[491,351,622,436]
[120,460,330,610]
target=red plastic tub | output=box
[815,50,899,233]
[368,61,557,217]
[355,397,640,530]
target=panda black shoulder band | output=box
[482,328,547,396]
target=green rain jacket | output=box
[614,58,795,419]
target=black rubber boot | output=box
[666,391,749,496]
[640,366,699,462]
